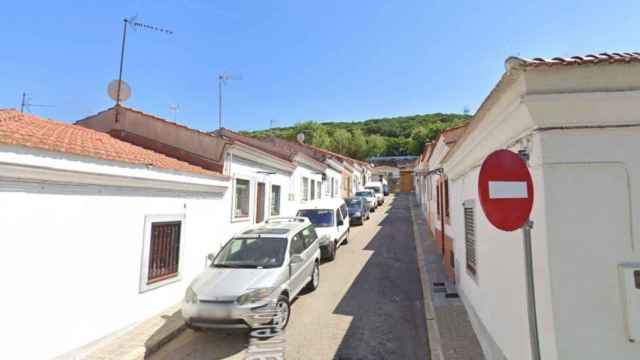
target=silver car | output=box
[182,217,321,330]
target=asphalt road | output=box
[151,193,428,360]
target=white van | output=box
[296,198,350,261]
[365,182,385,205]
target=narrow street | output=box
[151,193,429,360]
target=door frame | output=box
[256,182,266,223]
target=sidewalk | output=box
[410,195,484,360]
[69,304,186,360]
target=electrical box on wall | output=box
[619,263,640,343]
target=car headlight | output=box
[185,286,198,304]
[236,287,275,305]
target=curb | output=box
[73,304,187,360]
[143,322,187,359]
[409,196,444,360]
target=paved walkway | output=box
[410,195,484,360]
[70,304,186,360]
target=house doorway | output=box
[256,182,266,223]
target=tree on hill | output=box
[246,112,470,159]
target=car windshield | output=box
[213,237,287,268]
[297,209,334,228]
[366,186,381,194]
[356,191,372,197]
[346,198,363,208]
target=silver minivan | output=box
[182,217,321,330]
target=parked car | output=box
[365,182,385,205]
[346,196,370,225]
[355,190,377,211]
[296,198,350,261]
[182,217,321,331]
[381,178,389,195]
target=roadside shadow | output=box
[146,311,247,360]
[331,193,429,360]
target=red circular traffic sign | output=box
[478,149,534,231]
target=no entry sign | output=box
[478,149,534,231]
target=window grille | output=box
[148,221,181,284]
[271,185,281,216]
[464,204,477,274]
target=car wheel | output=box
[306,262,320,291]
[327,241,336,261]
[272,295,290,330]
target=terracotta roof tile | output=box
[0,109,222,178]
[507,52,640,69]
[215,128,296,162]
[440,123,468,144]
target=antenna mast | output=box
[218,73,241,129]
[20,92,55,113]
[114,16,173,121]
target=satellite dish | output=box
[108,80,131,102]
[296,132,305,143]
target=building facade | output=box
[0,110,230,359]
[422,53,640,360]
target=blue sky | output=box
[2,1,639,132]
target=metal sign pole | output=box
[523,219,541,360]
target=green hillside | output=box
[243,113,470,160]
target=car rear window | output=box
[297,209,334,228]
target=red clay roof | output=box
[441,124,468,144]
[0,109,222,178]
[77,104,221,140]
[216,128,295,162]
[507,52,640,69]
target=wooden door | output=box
[256,182,266,223]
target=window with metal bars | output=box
[147,221,182,284]
[444,179,450,220]
[436,184,441,219]
[464,203,477,274]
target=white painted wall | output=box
[0,149,230,359]
[224,152,294,237]
[291,164,324,212]
[324,167,342,199]
[534,127,640,359]
[443,62,640,360]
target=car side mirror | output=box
[290,255,303,264]
[207,253,215,262]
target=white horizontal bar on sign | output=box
[488,181,528,199]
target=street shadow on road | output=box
[331,193,429,360]
[146,312,247,360]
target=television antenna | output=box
[20,92,55,113]
[169,104,180,121]
[114,15,173,121]
[218,73,242,129]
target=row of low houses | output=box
[414,52,640,360]
[0,105,372,359]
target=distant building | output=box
[368,155,418,168]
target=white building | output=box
[324,157,345,198]
[439,53,640,360]
[0,109,230,359]
[215,129,327,214]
